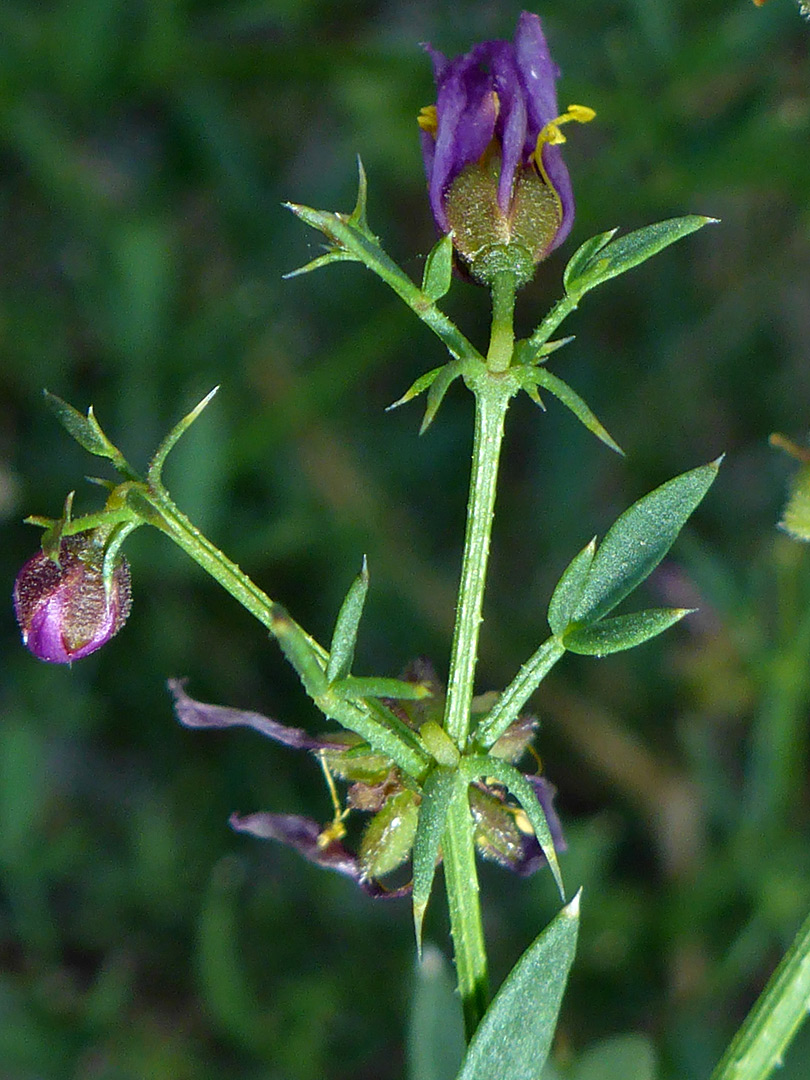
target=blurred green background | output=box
[2,1,809,1078]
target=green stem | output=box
[708,908,810,1080]
[443,382,512,748]
[443,789,489,1040]
[486,270,517,373]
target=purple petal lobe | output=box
[169,679,345,749]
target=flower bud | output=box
[13,534,131,663]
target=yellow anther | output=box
[316,752,350,850]
[418,105,438,135]
[533,103,596,157]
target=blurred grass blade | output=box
[709,908,810,1080]
[569,1034,657,1080]
[408,944,465,1080]
[455,892,580,1080]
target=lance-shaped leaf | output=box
[459,757,563,898]
[571,459,720,627]
[455,892,580,1080]
[514,368,621,454]
[564,608,693,656]
[331,675,433,702]
[43,392,139,479]
[547,539,596,637]
[562,228,618,294]
[327,559,369,683]
[148,387,220,488]
[412,767,461,952]
[422,233,454,301]
[564,216,718,298]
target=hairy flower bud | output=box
[14,534,131,663]
[419,12,594,286]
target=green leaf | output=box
[331,675,433,702]
[422,234,454,301]
[572,459,721,626]
[43,392,139,479]
[327,559,369,683]
[459,756,563,899]
[408,944,465,1080]
[569,1034,657,1080]
[564,608,692,656]
[412,768,461,952]
[548,539,596,636]
[455,893,580,1080]
[387,366,444,411]
[421,359,467,434]
[269,604,328,698]
[528,369,623,455]
[564,216,718,298]
[148,387,219,488]
[562,229,618,293]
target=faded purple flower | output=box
[14,535,131,664]
[418,12,594,284]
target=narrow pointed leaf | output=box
[532,370,623,455]
[421,359,467,433]
[572,459,721,626]
[148,387,219,487]
[455,892,580,1080]
[422,234,454,301]
[565,216,718,298]
[43,392,139,478]
[408,944,465,1080]
[283,250,359,278]
[565,608,693,656]
[327,559,369,683]
[459,756,563,898]
[547,539,597,636]
[348,156,374,237]
[388,366,443,411]
[562,228,618,293]
[412,767,460,952]
[269,604,328,697]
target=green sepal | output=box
[422,233,454,301]
[564,216,718,298]
[455,892,580,1080]
[547,539,597,636]
[148,386,220,489]
[101,520,142,597]
[38,490,75,562]
[359,788,419,881]
[269,603,328,698]
[517,368,623,455]
[43,392,139,480]
[459,756,563,899]
[419,721,460,768]
[326,558,369,684]
[330,675,433,702]
[564,608,693,656]
[571,459,721,627]
[562,228,619,293]
[412,767,462,953]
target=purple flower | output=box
[13,535,131,664]
[418,12,594,284]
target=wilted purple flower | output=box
[418,12,594,284]
[170,668,565,895]
[14,535,131,664]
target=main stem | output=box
[442,271,517,1039]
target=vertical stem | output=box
[443,383,512,748]
[444,790,489,1040]
[441,271,517,1038]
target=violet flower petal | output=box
[229,812,410,899]
[169,679,346,750]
